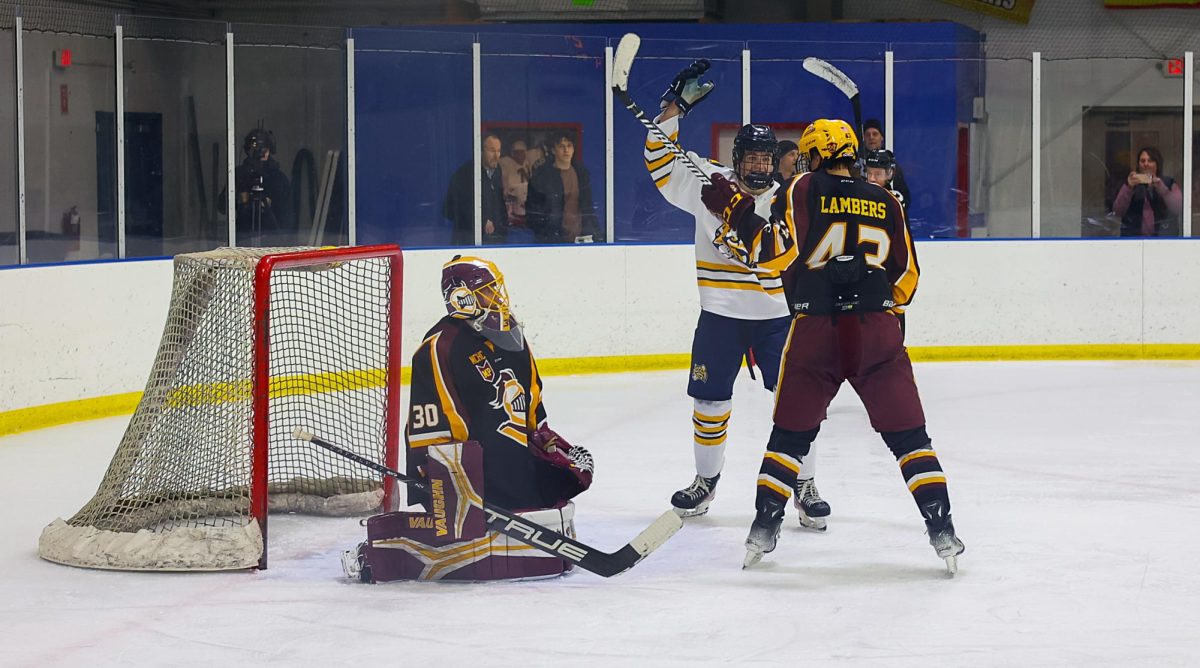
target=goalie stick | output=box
[294,429,683,578]
[611,33,712,185]
[802,57,864,157]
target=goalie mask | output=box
[732,124,779,192]
[800,118,859,167]
[441,255,524,351]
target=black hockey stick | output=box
[294,429,683,578]
[802,57,864,157]
[612,33,712,185]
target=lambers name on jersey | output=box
[818,195,889,220]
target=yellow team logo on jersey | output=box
[692,364,709,383]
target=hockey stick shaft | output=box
[294,429,682,578]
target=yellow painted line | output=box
[3,346,1199,437]
[907,343,1200,362]
[0,392,142,437]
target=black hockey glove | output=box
[661,59,715,118]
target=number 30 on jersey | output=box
[411,403,440,428]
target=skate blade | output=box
[340,550,362,580]
[672,499,712,518]
[742,548,765,569]
[797,513,827,532]
[943,554,958,576]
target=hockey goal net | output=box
[38,245,403,571]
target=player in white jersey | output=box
[645,59,829,526]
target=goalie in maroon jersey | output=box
[341,255,594,582]
[699,118,965,575]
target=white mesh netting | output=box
[38,246,398,571]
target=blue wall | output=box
[352,21,982,246]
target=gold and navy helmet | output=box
[799,119,858,163]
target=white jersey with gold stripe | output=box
[645,115,791,321]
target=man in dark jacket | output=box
[527,132,600,243]
[444,133,509,246]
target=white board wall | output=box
[2,240,1198,414]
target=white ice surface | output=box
[3,362,1199,667]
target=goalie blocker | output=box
[344,440,580,582]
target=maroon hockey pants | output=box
[773,312,925,433]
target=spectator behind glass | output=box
[444,133,508,246]
[775,139,800,185]
[233,128,292,247]
[527,132,600,243]
[861,119,911,211]
[499,138,532,231]
[1112,146,1182,237]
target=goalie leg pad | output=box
[348,441,576,582]
[356,503,576,582]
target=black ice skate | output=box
[921,499,965,576]
[743,496,785,569]
[793,478,831,532]
[671,473,720,517]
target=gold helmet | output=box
[441,255,524,350]
[799,119,859,163]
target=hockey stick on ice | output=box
[802,57,864,157]
[612,33,712,185]
[294,429,683,578]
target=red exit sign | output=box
[1160,58,1185,78]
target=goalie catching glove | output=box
[530,424,594,499]
[661,59,715,118]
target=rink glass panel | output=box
[1194,58,1200,239]
[233,24,348,249]
[892,43,1034,239]
[122,17,228,258]
[748,39,885,145]
[880,41,975,239]
[0,24,15,265]
[352,29,474,249]
[21,29,117,264]
[610,37,744,243]
[479,33,607,246]
[1040,56,1184,239]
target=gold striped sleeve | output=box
[889,196,920,306]
[409,331,469,448]
[645,131,679,151]
[759,174,802,273]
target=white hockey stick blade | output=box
[612,33,641,92]
[803,57,859,99]
[629,509,684,557]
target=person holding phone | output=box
[1113,146,1183,237]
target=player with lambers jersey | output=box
[699,118,966,574]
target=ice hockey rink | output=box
[3,361,1198,667]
